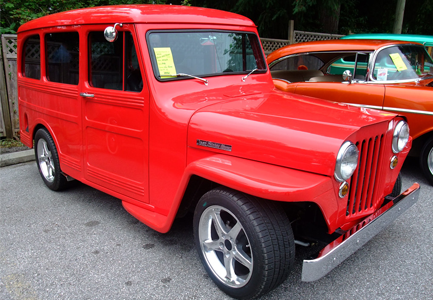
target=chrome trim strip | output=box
[343,103,433,116]
[301,183,420,282]
[383,106,433,116]
[341,103,382,110]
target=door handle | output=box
[80,92,94,98]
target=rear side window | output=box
[89,31,142,92]
[46,32,79,85]
[23,35,41,80]
[270,55,323,71]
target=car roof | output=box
[267,39,422,63]
[18,5,255,33]
[342,33,433,47]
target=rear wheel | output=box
[34,129,67,191]
[193,187,295,299]
[420,137,433,186]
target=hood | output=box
[188,91,395,176]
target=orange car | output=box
[268,39,433,185]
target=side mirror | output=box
[104,23,123,43]
[342,70,353,82]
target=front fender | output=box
[185,154,333,202]
[123,154,337,234]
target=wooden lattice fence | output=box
[294,30,344,43]
[1,34,19,139]
[261,38,291,55]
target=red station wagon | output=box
[17,5,420,299]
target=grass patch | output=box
[0,138,25,148]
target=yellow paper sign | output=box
[154,47,176,78]
[389,53,407,72]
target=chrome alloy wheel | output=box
[37,138,55,183]
[198,205,253,288]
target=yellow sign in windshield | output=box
[389,53,408,72]
[154,47,176,78]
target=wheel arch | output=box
[411,130,433,157]
[171,154,336,231]
[31,122,58,148]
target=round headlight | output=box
[335,141,359,182]
[392,121,409,153]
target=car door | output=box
[294,81,385,109]
[80,24,150,203]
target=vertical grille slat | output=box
[354,141,367,213]
[359,139,372,211]
[346,134,385,217]
[370,134,386,204]
[366,135,383,208]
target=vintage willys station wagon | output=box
[267,39,433,186]
[17,5,419,299]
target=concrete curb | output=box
[0,149,35,167]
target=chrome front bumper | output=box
[302,183,420,282]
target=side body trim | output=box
[345,103,433,116]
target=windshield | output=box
[147,31,266,80]
[372,45,433,81]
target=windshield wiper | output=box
[166,73,208,86]
[242,68,258,82]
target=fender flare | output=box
[124,154,336,233]
[184,154,333,202]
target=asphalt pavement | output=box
[0,155,432,300]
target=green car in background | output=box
[342,33,433,55]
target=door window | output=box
[89,31,142,92]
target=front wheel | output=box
[34,129,68,191]
[193,187,295,299]
[389,174,402,197]
[420,137,433,185]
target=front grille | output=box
[346,134,385,217]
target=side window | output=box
[328,56,356,75]
[46,32,79,85]
[23,35,41,80]
[270,55,323,71]
[328,53,370,79]
[89,31,142,92]
[125,32,142,92]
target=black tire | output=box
[420,137,433,186]
[34,129,68,191]
[389,173,402,197]
[193,187,295,299]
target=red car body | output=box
[17,5,419,298]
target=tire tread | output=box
[195,187,295,299]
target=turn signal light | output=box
[339,181,349,198]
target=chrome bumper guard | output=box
[302,183,420,282]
